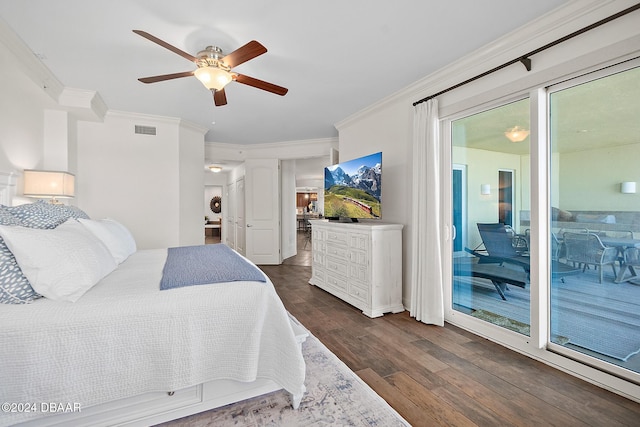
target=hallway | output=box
[283,230,312,267]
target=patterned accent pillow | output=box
[0,205,41,304]
[61,204,90,220]
[0,206,21,226]
[7,200,70,229]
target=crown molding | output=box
[106,110,207,135]
[58,87,108,122]
[205,137,337,161]
[0,16,65,102]
[107,110,181,124]
[1,18,113,123]
[178,119,209,135]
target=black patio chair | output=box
[465,223,580,282]
[472,223,529,267]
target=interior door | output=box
[226,182,236,249]
[245,159,281,264]
[235,177,246,256]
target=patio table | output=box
[598,236,640,283]
[598,236,640,249]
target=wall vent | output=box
[134,125,156,135]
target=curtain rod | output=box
[413,3,640,107]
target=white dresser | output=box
[309,220,404,317]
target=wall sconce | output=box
[480,184,491,195]
[621,181,636,194]
[23,170,75,203]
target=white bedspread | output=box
[0,249,306,426]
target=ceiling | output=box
[0,0,569,146]
[454,65,640,155]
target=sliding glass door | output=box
[451,99,531,334]
[548,64,640,376]
[448,60,640,382]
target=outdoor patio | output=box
[453,258,640,373]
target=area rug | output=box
[156,331,410,426]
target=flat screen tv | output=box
[324,151,382,221]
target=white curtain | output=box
[410,99,444,325]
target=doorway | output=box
[204,185,223,245]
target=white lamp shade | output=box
[194,67,233,90]
[621,181,636,194]
[23,170,75,198]
[480,184,491,195]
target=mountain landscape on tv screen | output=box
[324,154,381,219]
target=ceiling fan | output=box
[133,30,288,106]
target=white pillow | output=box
[78,218,137,264]
[0,219,117,302]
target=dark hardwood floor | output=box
[259,233,640,427]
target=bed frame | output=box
[16,316,308,426]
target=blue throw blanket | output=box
[160,244,266,290]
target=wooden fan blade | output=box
[234,74,288,96]
[213,89,227,106]
[133,30,197,63]
[222,40,267,68]
[138,71,194,84]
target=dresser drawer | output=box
[326,273,348,291]
[326,257,348,276]
[312,239,326,253]
[311,265,325,282]
[349,249,368,266]
[349,232,369,251]
[326,243,348,259]
[349,264,368,283]
[326,231,349,245]
[349,283,369,303]
[312,227,326,242]
[312,250,325,265]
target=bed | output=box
[0,200,307,427]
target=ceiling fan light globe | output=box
[194,66,232,91]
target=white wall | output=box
[76,112,206,249]
[178,124,206,246]
[0,34,49,180]
[453,146,524,249]
[336,97,413,305]
[2,20,207,251]
[559,143,640,211]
